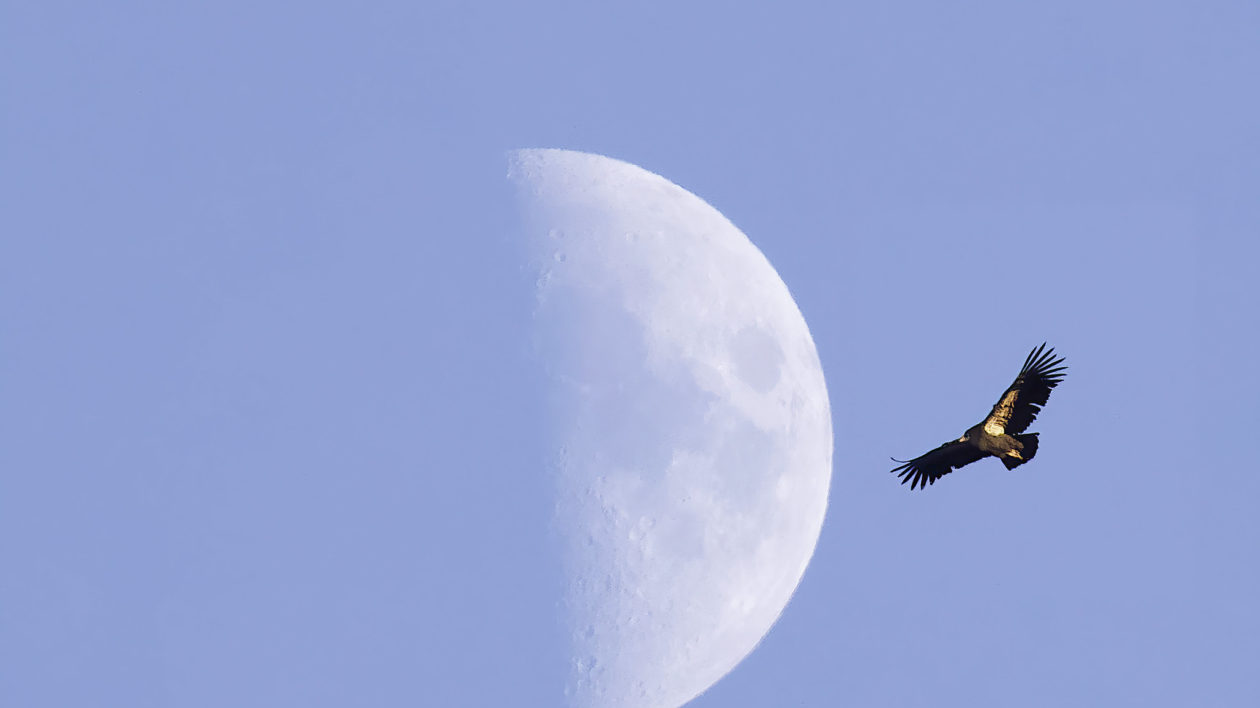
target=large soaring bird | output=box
[890,343,1067,490]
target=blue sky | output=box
[3,1,1257,706]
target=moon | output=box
[509,149,832,708]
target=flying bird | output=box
[890,343,1067,489]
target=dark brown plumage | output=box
[890,343,1067,490]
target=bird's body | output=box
[891,344,1066,489]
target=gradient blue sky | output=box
[3,1,1257,706]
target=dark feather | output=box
[984,342,1068,434]
[890,440,988,490]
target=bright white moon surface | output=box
[509,148,832,708]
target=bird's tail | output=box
[1002,433,1040,470]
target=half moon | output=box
[509,148,832,708]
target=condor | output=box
[890,343,1067,490]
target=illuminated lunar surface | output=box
[509,149,832,708]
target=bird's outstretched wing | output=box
[983,343,1067,435]
[890,441,988,490]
